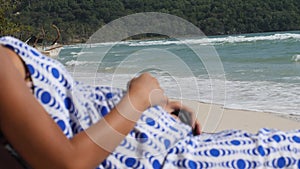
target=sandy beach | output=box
[174,99,300,134]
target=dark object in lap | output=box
[171,109,197,135]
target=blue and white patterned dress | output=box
[1,36,300,169]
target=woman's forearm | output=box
[0,45,164,168]
[70,93,143,169]
[0,48,142,169]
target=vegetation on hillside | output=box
[1,0,300,43]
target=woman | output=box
[0,36,299,169]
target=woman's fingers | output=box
[163,101,182,114]
[128,74,202,135]
[149,88,168,108]
[193,120,202,135]
[170,114,179,120]
[127,73,168,111]
[165,101,202,135]
[188,110,202,135]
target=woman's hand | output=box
[164,101,201,135]
[127,73,168,112]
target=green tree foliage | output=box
[1,0,300,43]
[0,0,31,38]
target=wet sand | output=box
[175,99,300,133]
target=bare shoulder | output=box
[0,46,13,73]
[0,46,29,124]
[0,45,26,79]
[0,44,71,168]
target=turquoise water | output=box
[58,31,300,116]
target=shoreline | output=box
[173,99,300,134]
[63,30,300,45]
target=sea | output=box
[57,31,300,117]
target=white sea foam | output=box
[70,51,94,57]
[63,44,88,49]
[66,60,100,66]
[83,72,300,116]
[126,33,300,46]
[63,32,300,49]
[128,40,179,46]
[70,52,79,55]
[291,54,300,62]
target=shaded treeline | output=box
[1,0,300,43]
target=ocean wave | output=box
[63,32,300,48]
[65,60,100,66]
[70,51,94,56]
[126,33,300,46]
[114,33,300,47]
[207,33,300,44]
[90,72,300,116]
[291,54,300,62]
